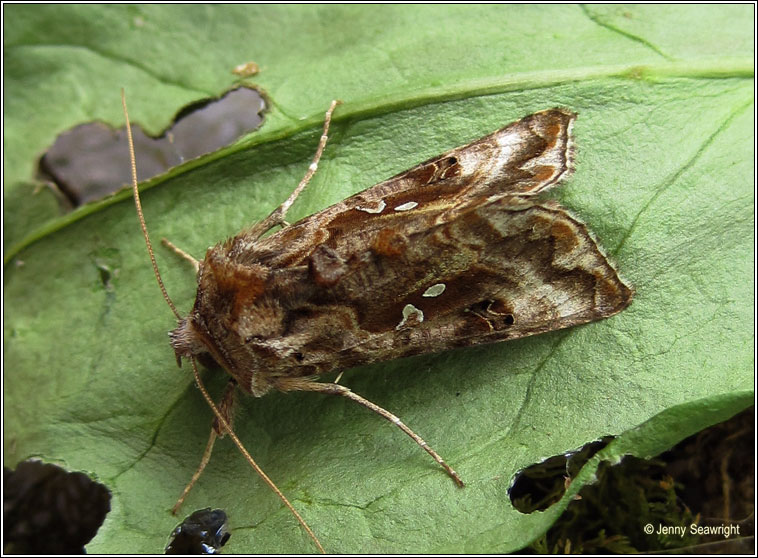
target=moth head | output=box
[169,317,207,366]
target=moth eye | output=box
[294,352,305,362]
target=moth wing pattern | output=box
[379,107,577,199]
[244,108,576,267]
[185,108,630,395]
[346,107,577,207]
[234,195,632,379]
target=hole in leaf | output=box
[522,408,753,553]
[38,86,266,207]
[509,436,614,513]
[3,459,111,553]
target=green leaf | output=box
[4,4,753,554]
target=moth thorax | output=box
[169,317,206,360]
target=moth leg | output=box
[249,100,341,240]
[173,379,237,514]
[161,238,201,274]
[285,379,464,487]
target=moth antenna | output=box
[274,100,341,223]
[248,99,341,240]
[121,89,181,320]
[189,357,325,554]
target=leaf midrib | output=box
[4,57,752,264]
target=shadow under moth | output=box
[123,95,632,552]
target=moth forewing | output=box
[207,194,631,379]
[244,108,578,265]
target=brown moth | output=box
[123,95,632,552]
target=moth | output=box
[123,94,632,552]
